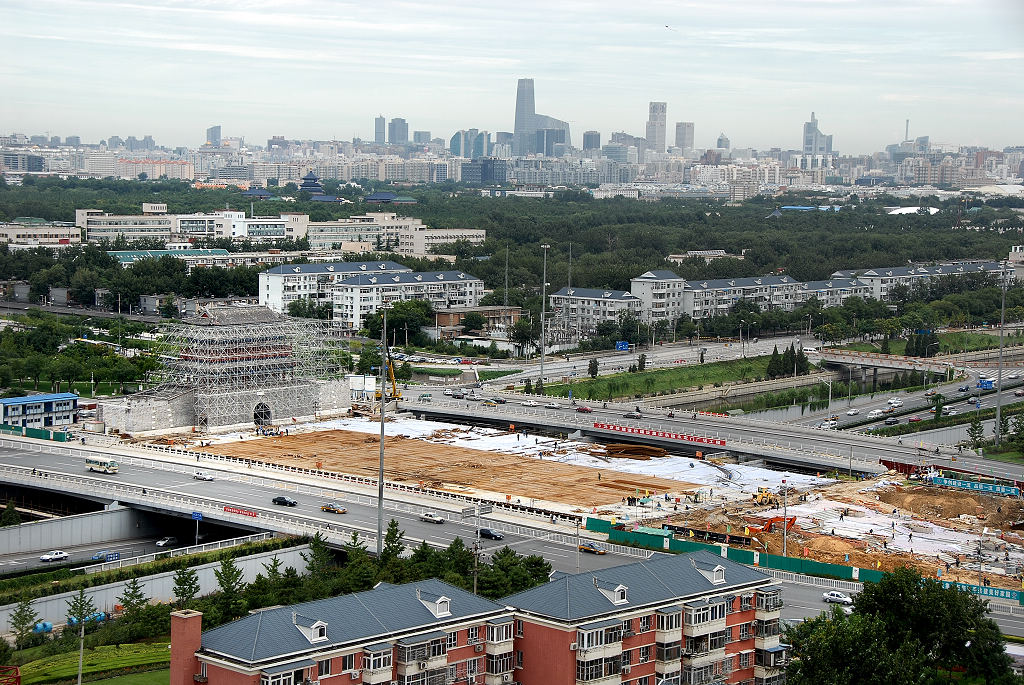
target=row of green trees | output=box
[2,525,551,662]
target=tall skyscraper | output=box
[374,115,386,144]
[388,118,409,144]
[802,112,833,154]
[645,102,667,153]
[716,132,731,150]
[674,122,694,151]
[413,130,431,144]
[512,78,570,155]
[582,131,601,151]
[206,125,221,147]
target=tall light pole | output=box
[376,304,390,557]
[781,478,788,556]
[995,260,1008,446]
[739,319,745,357]
[539,244,550,393]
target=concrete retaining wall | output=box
[0,544,310,633]
[0,507,160,555]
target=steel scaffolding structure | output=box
[159,305,342,428]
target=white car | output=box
[846,408,860,416]
[155,536,178,547]
[39,550,69,563]
[193,471,214,481]
[887,398,903,407]
[822,591,853,605]
[944,408,959,416]
[443,388,454,396]
[522,400,540,407]
[544,402,561,409]
[419,512,445,524]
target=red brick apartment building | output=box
[171,552,787,685]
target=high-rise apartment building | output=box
[413,130,431,144]
[717,132,731,150]
[374,115,386,144]
[646,101,667,153]
[513,78,571,155]
[65,136,81,147]
[582,130,601,151]
[802,112,833,154]
[388,118,409,145]
[675,121,694,150]
[205,125,221,147]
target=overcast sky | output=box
[2,0,1022,154]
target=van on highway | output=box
[867,409,884,419]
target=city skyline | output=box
[2,0,1022,154]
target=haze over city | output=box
[3,0,1023,153]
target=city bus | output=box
[85,457,119,474]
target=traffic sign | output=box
[461,506,477,516]
[477,505,493,515]
[105,553,120,562]
[615,341,629,351]
[191,512,203,521]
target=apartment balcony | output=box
[576,642,622,661]
[683,617,726,638]
[360,665,393,684]
[484,673,515,685]
[682,646,726,669]
[396,654,446,676]
[575,675,620,685]
[654,629,680,644]
[754,634,780,651]
[654,659,682,675]
[485,639,513,655]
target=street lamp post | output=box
[781,479,788,556]
[739,319,745,357]
[540,244,550,394]
[376,305,390,557]
[995,260,1008,446]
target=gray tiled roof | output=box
[201,579,505,666]
[832,261,1003,279]
[501,550,771,623]
[264,261,411,275]
[633,269,683,281]
[801,278,867,291]
[686,275,800,291]
[551,286,639,300]
[337,270,482,286]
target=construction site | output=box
[178,410,1024,591]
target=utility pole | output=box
[375,306,389,557]
[473,541,480,595]
[76,619,85,685]
[782,478,788,556]
[540,244,550,392]
[576,518,581,573]
[995,260,1008,446]
[503,243,508,309]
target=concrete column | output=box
[872,368,878,392]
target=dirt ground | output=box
[654,483,1024,590]
[193,429,698,508]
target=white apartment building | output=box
[77,208,175,242]
[799,278,872,308]
[682,275,804,320]
[216,212,309,241]
[259,261,411,313]
[397,223,486,257]
[332,271,484,330]
[831,261,1007,302]
[630,269,689,326]
[0,219,81,247]
[306,212,485,256]
[548,287,643,335]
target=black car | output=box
[479,528,504,540]
[957,386,970,392]
[272,496,298,506]
[884,417,899,425]
[623,411,642,419]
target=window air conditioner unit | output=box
[419,661,428,669]
[349,672,360,680]
[622,665,631,674]
[475,644,484,653]
[502,675,512,683]
[569,642,578,651]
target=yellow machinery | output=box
[752,487,779,506]
[374,346,402,401]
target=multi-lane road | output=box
[3,440,1023,634]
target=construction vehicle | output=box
[374,345,402,401]
[752,487,779,506]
